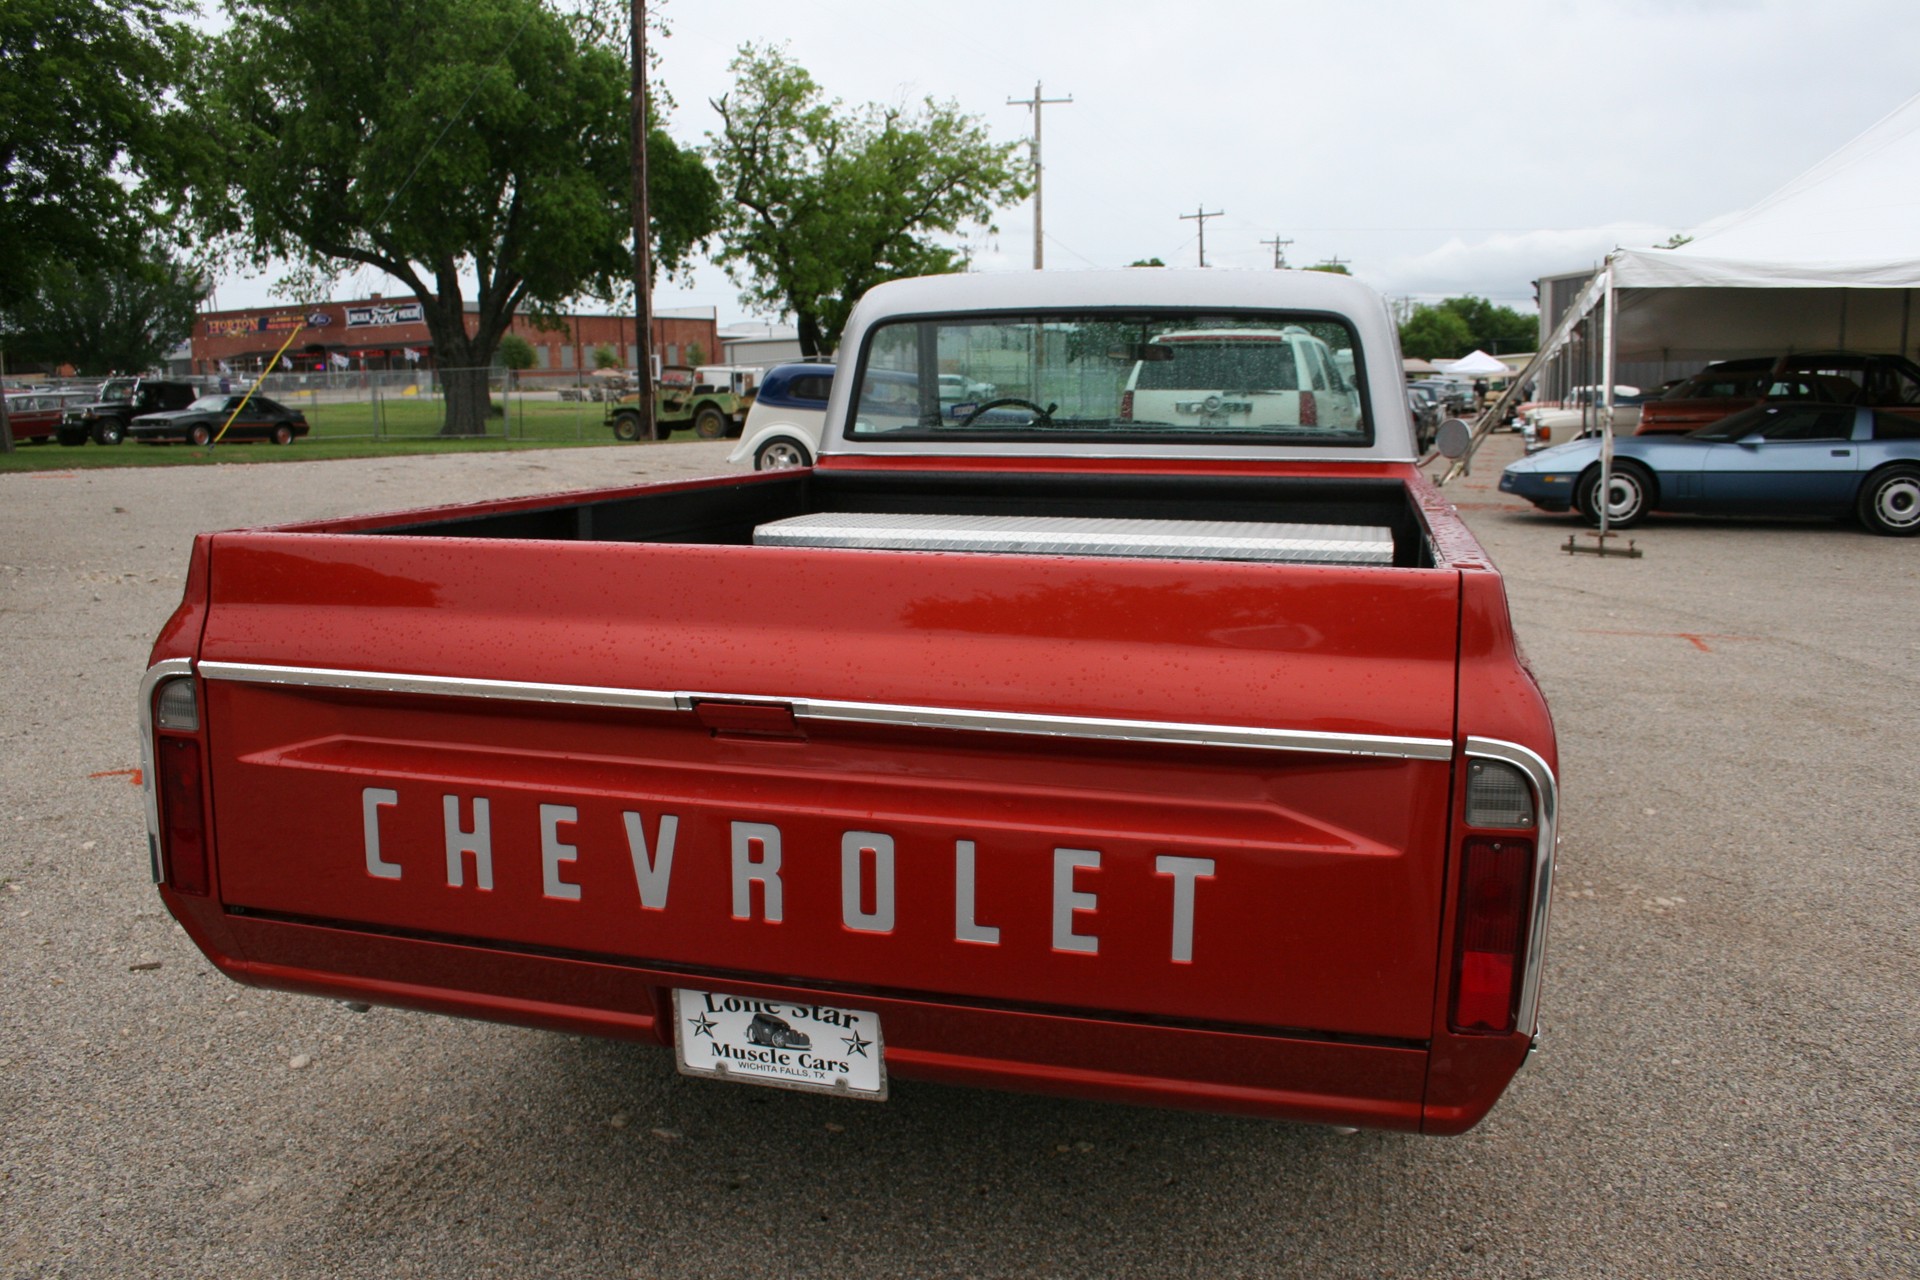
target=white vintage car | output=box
[1522,385,1647,453]
[727,362,835,469]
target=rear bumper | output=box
[168,898,1525,1134]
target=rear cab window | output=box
[846,310,1371,447]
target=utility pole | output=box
[1180,206,1223,268]
[1260,235,1293,269]
[628,0,656,439]
[1007,82,1072,269]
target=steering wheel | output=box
[958,397,1055,428]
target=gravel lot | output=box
[2,436,1914,1278]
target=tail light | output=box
[1448,759,1537,1034]
[1117,390,1133,422]
[152,676,210,895]
[1299,390,1318,426]
[1449,838,1531,1032]
[1538,425,1551,443]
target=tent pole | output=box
[1598,258,1617,538]
[1564,255,1638,556]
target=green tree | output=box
[1398,304,1475,360]
[496,332,536,390]
[707,45,1030,357]
[191,0,718,435]
[592,342,621,370]
[1398,296,1537,359]
[497,334,537,370]
[1,0,199,449]
[1305,262,1351,275]
[0,0,198,311]
[1128,258,1166,268]
[684,341,706,368]
[1436,295,1535,354]
[2,241,207,375]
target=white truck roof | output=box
[823,269,1417,464]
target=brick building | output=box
[191,297,719,379]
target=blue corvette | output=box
[1499,403,1920,536]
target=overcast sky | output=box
[211,0,1920,325]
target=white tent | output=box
[1441,90,1920,497]
[1441,350,1514,377]
[1604,90,1920,364]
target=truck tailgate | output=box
[196,531,1462,1043]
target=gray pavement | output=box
[2,435,1914,1278]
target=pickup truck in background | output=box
[62,377,201,445]
[142,270,1557,1134]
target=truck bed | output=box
[308,467,1446,570]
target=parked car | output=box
[937,373,997,402]
[608,365,752,441]
[1520,387,1655,454]
[60,377,201,445]
[1410,378,1473,417]
[3,390,93,443]
[1500,402,1920,534]
[1635,353,1920,435]
[1405,386,1441,452]
[1118,325,1362,432]
[727,362,835,469]
[128,394,310,446]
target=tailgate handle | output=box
[692,699,805,740]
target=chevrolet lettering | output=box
[355,785,1213,963]
[143,270,1557,1133]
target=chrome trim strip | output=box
[196,661,1455,761]
[797,698,1454,760]
[198,661,683,715]
[1464,736,1559,1037]
[138,658,195,884]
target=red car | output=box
[1637,352,1920,434]
[3,390,93,443]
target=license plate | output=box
[672,989,887,1100]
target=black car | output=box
[128,394,311,445]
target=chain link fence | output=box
[255,367,628,442]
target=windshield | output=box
[847,310,1370,445]
[186,396,231,412]
[98,379,137,402]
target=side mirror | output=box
[1435,418,1473,459]
[1738,436,1765,448]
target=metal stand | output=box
[1563,531,1642,558]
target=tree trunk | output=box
[421,301,496,437]
[0,342,14,454]
[796,310,825,359]
[440,363,494,436]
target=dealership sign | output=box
[206,312,304,338]
[346,302,424,328]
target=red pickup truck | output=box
[141,270,1557,1133]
